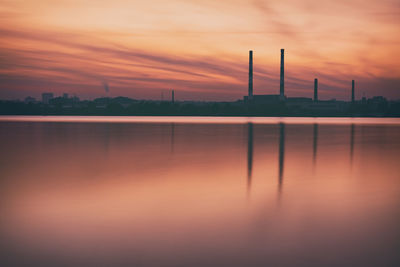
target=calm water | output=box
[0,116,399,266]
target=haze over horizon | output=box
[1,0,399,101]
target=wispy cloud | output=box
[0,0,399,100]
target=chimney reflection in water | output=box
[246,123,286,197]
[244,123,356,197]
[278,123,285,194]
[247,123,254,195]
[313,124,318,166]
[350,124,355,166]
[170,123,175,153]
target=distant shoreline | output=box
[1,114,399,118]
[1,116,400,126]
[1,98,399,117]
[0,113,399,118]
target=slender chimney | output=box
[314,78,318,102]
[280,49,285,99]
[351,80,355,103]
[248,50,253,100]
[172,90,175,103]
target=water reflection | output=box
[0,119,399,266]
[278,123,285,194]
[247,123,253,195]
[313,123,318,166]
[247,123,286,198]
[170,123,175,153]
[350,124,355,165]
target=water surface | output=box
[1,116,399,266]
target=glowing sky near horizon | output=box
[0,0,399,100]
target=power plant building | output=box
[244,49,286,103]
[280,49,285,99]
[248,50,253,100]
[314,79,318,102]
[243,49,358,112]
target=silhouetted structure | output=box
[41,93,54,104]
[2,50,400,117]
[248,50,253,100]
[314,79,318,102]
[243,49,287,105]
[247,123,254,194]
[24,96,36,103]
[280,49,285,100]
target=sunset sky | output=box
[0,0,399,101]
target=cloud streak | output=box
[0,0,399,100]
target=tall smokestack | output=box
[280,49,285,99]
[248,50,253,100]
[314,78,318,102]
[351,80,355,103]
[172,90,175,103]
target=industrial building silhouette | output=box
[244,49,356,111]
[0,49,398,116]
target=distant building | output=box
[244,94,282,103]
[248,50,253,100]
[314,79,318,102]
[287,97,313,103]
[367,96,388,111]
[244,49,284,103]
[307,100,347,112]
[369,96,387,102]
[71,95,80,103]
[24,96,36,103]
[41,93,54,104]
[63,93,69,99]
[362,96,367,105]
[286,97,313,109]
[287,97,312,104]
[280,49,285,99]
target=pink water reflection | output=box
[0,118,399,266]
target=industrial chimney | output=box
[351,80,355,103]
[280,49,285,99]
[314,78,318,102]
[248,50,253,100]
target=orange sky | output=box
[0,0,399,100]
